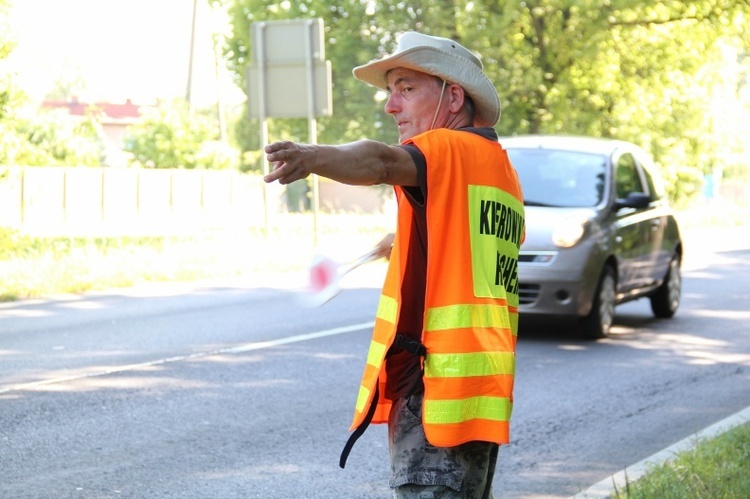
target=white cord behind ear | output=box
[429,80,448,130]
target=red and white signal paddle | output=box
[301,248,380,307]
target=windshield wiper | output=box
[524,200,556,207]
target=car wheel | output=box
[650,254,681,318]
[580,266,616,340]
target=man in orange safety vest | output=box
[264,31,525,499]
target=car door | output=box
[612,152,652,292]
[636,155,672,286]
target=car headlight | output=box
[552,216,588,248]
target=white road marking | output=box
[0,321,374,394]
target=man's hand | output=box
[264,141,315,185]
[374,233,395,260]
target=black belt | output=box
[392,333,427,357]
[339,384,379,469]
[339,334,426,469]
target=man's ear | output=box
[447,84,466,113]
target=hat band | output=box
[429,80,448,131]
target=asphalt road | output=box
[1,242,749,498]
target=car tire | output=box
[580,266,617,340]
[650,254,681,318]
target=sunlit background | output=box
[1,0,747,301]
[7,0,244,107]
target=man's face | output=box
[384,68,444,143]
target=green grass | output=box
[5,201,744,302]
[0,213,392,301]
[614,422,750,498]
[0,233,260,301]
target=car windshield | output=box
[506,148,608,207]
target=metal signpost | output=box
[247,19,332,245]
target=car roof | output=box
[498,135,634,156]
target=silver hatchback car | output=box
[501,135,683,339]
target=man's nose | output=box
[384,94,398,114]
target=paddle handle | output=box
[339,248,380,276]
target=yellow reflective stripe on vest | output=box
[366,340,387,368]
[354,340,387,414]
[424,396,512,424]
[425,351,515,378]
[353,294,395,417]
[510,312,518,336]
[425,304,511,331]
[376,295,398,324]
[355,385,372,413]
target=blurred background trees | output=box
[124,101,239,170]
[219,0,749,207]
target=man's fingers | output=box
[264,142,288,183]
[263,164,283,183]
[264,161,293,183]
[264,141,286,153]
[265,141,292,161]
[264,141,307,184]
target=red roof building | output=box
[41,98,151,167]
[41,98,142,120]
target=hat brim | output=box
[353,46,500,127]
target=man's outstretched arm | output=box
[264,139,418,187]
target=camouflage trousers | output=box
[388,392,499,499]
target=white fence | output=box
[0,167,280,236]
[0,167,390,237]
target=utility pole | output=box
[186,0,198,114]
[213,32,227,142]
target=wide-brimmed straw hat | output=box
[353,31,500,127]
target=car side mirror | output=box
[615,192,650,210]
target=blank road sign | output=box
[251,19,325,64]
[247,18,332,119]
[246,61,332,118]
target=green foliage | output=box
[1,108,104,166]
[616,423,750,498]
[1,1,105,168]
[124,100,239,169]
[0,226,34,261]
[1,0,22,136]
[0,76,22,123]
[0,213,393,301]
[194,139,239,170]
[0,232,171,301]
[218,0,750,207]
[662,165,704,210]
[0,0,12,61]
[479,0,750,213]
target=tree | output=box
[0,0,15,122]
[218,0,750,206]
[0,0,23,157]
[11,108,104,166]
[473,0,750,204]
[1,0,107,168]
[124,100,239,169]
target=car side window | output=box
[641,162,666,201]
[615,153,644,199]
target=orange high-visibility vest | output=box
[349,129,525,447]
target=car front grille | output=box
[518,283,540,305]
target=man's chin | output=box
[398,131,415,143]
